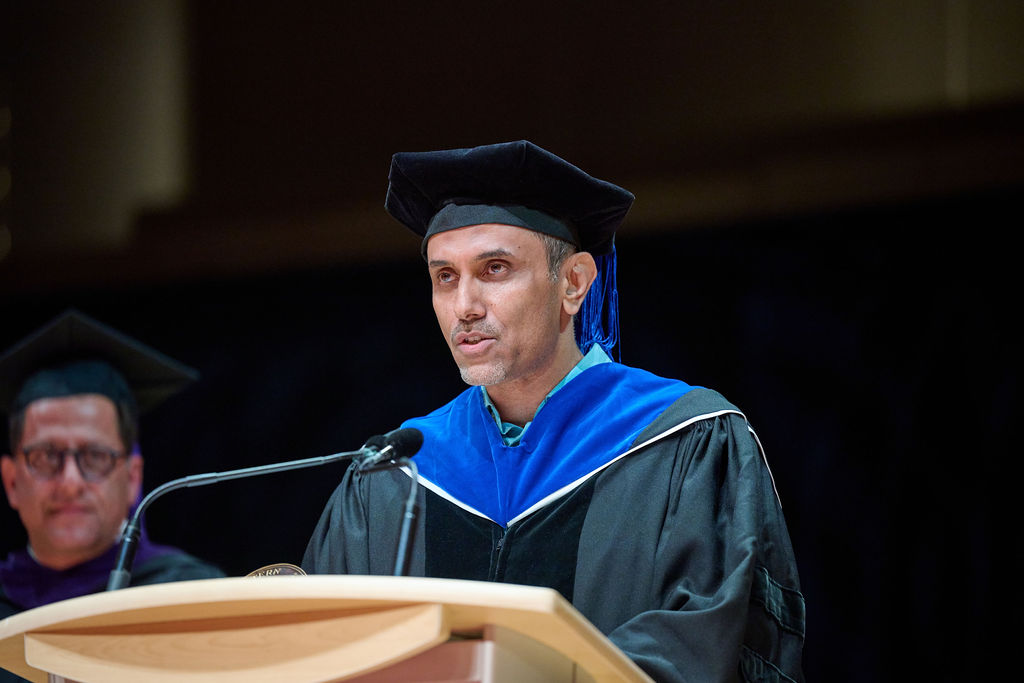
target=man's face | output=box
[427,223,567,389]
[1,394,141,570]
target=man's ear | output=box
[562,252,598,317]
[1,455,20,509]
[127,454,143,504]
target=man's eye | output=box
[486,262,507,275]
[39,450,62,466]
[436,271,455,284]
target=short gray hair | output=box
[537,233,576,281]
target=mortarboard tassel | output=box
[577,244,620,362]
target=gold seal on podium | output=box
[245,562,307,577]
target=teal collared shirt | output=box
[481,344,612,446]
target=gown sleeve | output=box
[598,408,805,683]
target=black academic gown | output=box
[0,549,224,682]
[303,387,805,683]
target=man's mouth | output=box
[455,327,494,344]
[48,503,92,516]
[454,330,496,355]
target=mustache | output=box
[450,321,500,344]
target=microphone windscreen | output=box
[385,428,424,458]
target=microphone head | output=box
[384,428,423,458]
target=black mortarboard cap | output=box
[384,140,634,257]
[0,309,199,416]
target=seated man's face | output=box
[1,394,142,570]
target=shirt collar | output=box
[481,344,612,445]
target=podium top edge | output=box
[0,575,571,636]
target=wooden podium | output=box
[0,575,652,682]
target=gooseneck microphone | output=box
[105,428,423,591]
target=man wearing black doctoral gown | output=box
[304,141,805,682]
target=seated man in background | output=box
[304,140,805,682]
[0,309,224,621]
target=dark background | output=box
[2,3,1022,681]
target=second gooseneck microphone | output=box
[105,428,423,591]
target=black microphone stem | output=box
[106,448,367,591]
[392,458,419,577]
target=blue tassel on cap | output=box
[576,244,620,361]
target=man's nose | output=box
[454,279,485,321]
[55,453,88,487]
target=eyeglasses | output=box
[19,445,127,482]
